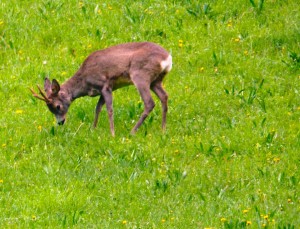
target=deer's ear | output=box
[44,78,52,96]
[51,79,60,95]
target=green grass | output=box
[1,0,299,228]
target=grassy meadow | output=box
[1,0,300,228]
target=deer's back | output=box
[73,42,171,91]
[81,42,169,74]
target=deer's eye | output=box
[56,105,61,110]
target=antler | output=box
[30,85,50,103]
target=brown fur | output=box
[31,42,172,136]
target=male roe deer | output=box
[31,42,172,136]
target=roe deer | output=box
[31,42,172,136]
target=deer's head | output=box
[31,78,71,125]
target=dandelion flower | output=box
[122,220,127,225]
[178,40,183,48]
[16,110,23,114]
[246,221,252,226]
[221,217,227,222]
[273,157,280,163]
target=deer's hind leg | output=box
[131,75,155,134]
[151,80,168,131]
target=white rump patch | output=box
[160,55,172,73]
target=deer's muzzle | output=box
[58,119,65,125]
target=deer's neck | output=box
[61,74,88,102]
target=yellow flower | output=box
[246,221,252,225]
[0,20,4,26]
[178,40,183,48]
[0,179,3,183]
[146,10,153,15]
[122,220,127,224]
[38,125,42,132]
[243,209,249,214]
[32,215,37,221]
[2,144,6,148]
[161,219,166,223]
[221,217,227,222]
[273,157,280,163]
[16,109,23,114]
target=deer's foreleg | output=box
[102,87,115,136]
[93,95,105,128]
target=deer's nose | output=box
[58,119,65,125]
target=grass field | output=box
[1,0,299,228]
